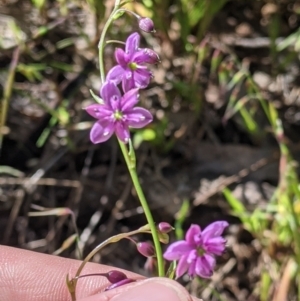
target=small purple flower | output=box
[163,221,228,279]
[107,32,160,92]
[85,81,153,144]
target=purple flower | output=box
[85,81,153,144]
[163,221,228,279]
[107,32,160,92]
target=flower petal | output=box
[125,32,140,55]
[121,88,139,111]
[204,237,226,255]
[163,241,193,261]
[202,221,229,241]
[187,249,197,264]
[134,68,152,89]
[101,81,121,104]
[115,122,130,143]
[90,121,114,144]
[115,48,127,66]
[108,95,121,111]
[85,104,104,119]
[125,107,153,128]
[106,66,125,85]
[85,104,113,119]
[195,254,215,278]
[176,253,190,279]
[132,49,160,64]
[188,258,197,278]
[185,224,201,246]
[122,72,135,92]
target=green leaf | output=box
[223,187,246,213]
[0,166,24,177]
[31,0,46,9]
[133,129,156,149]
[227,70,246,90]
[239,106,258,133]
[174,199,190,240]
[89,90,104,104]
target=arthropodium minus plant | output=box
[83,0,165,282]
[67,1,229,299]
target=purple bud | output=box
[138,17,155,33]
[137,242,156,257]
[106,270,128,284]
[105,278,136,291]
[158,222,173,233]
[142,48,161,64]
[144,257,155,273]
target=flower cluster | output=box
[86,32,159,144]
[163,221,228,279]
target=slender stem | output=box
[98,7,120,83]
[106,40,126,46]
[0,47,20,152]
[96,0,165,279]
[118,140,165,277]
[117,8,140,19]
[68,228,151,300]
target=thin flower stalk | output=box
[118,140,164,276]
[96,4,165,278]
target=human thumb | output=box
[78,277,203,301]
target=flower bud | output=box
[106,270,128,284]
[105,278,136,291]
[138,17,155,33]
[142,48,160,64]
[158,232,169,244]
[137,242,156,257]
[144,256,156,273]
[158,222,173,233]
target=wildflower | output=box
[85,81,153,144]
[163,221,228,279]
[138,17,155,33]
[107,32,160,92]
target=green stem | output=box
[97,0,164,278]
[98,7,121,83]
[118,140,165,277]
[0,47,20,152]
[68,228,152,300]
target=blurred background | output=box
[1,0,300,300]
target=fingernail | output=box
[110,278,194,301]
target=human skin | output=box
[0,245,202,301]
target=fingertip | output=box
[77,277,203,301]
